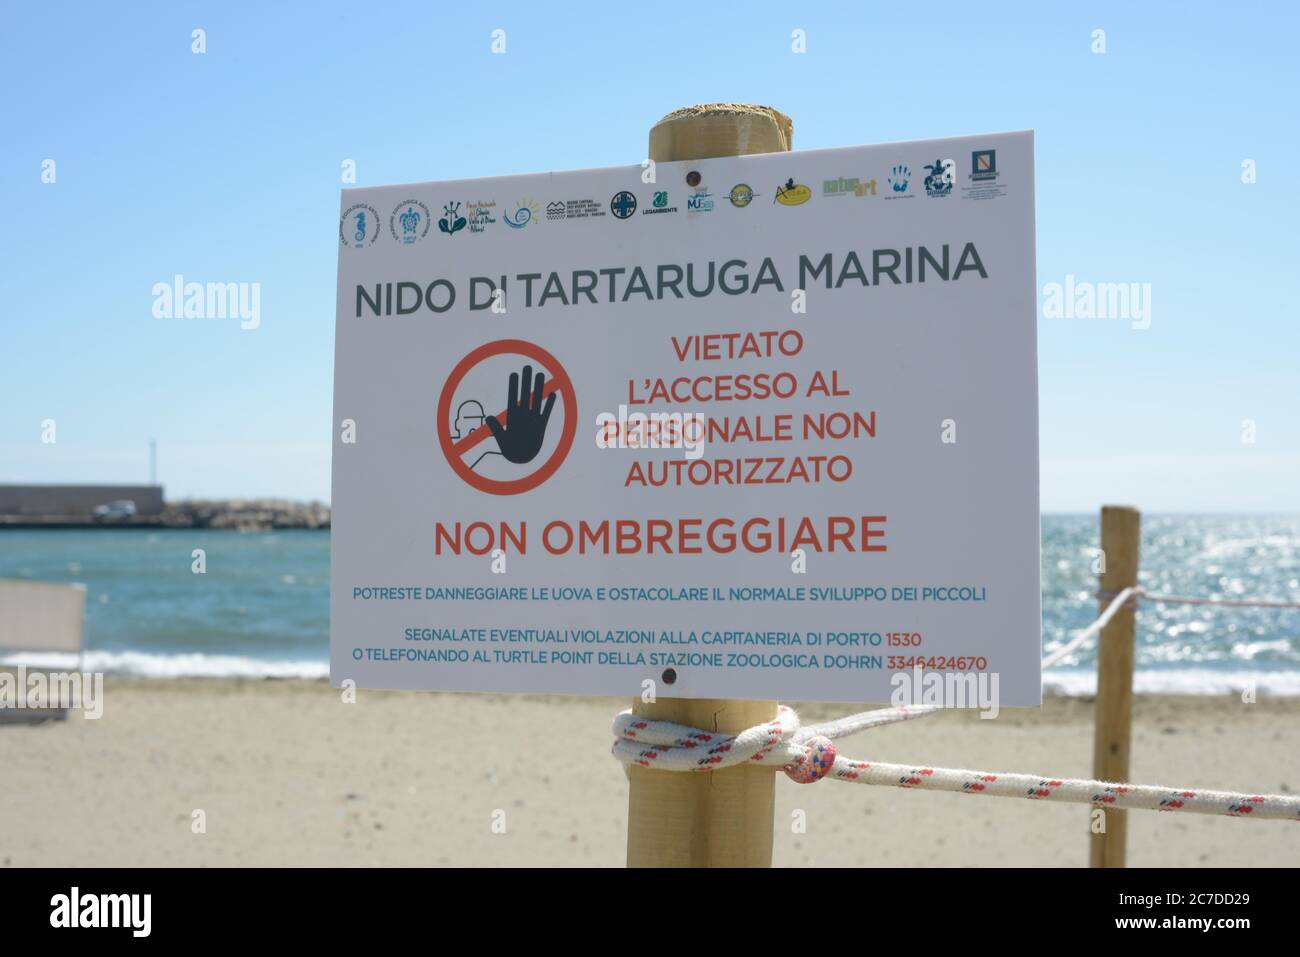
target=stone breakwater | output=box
[0,498,329,529]
[161,499,330,530]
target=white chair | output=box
[0,579,86,722]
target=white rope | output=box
[1139,590,1300,610]
[611,704,1300,820]
[615,587,1300,818]
[1041,585,1300,669]
[612,703,938,772]
[1040,586,1139,669]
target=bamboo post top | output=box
[649,103,793,162]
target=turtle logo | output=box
[922,159,955,198]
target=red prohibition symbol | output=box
[436,339,578,496]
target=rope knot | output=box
[611,703,938,777]
[784,735,836,784]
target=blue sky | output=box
[2,1,1297,510]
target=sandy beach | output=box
[1,678,1296,867]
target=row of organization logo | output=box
[342,197,611,248]
[821,149,1006,201]
[340,150,1007,248]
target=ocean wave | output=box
[0,650,328,679]
[1044,668,1300,697]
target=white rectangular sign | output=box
[331,130,1040,705]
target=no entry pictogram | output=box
[436,339,577,496]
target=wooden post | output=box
[1090,504,1141,868]
[625,104,792,868]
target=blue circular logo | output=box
[610,191,637,219]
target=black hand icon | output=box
[485,365,557,464]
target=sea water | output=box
[0,516,1296,694]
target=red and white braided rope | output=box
[612,704,936,772]
[611,705,1300,821]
